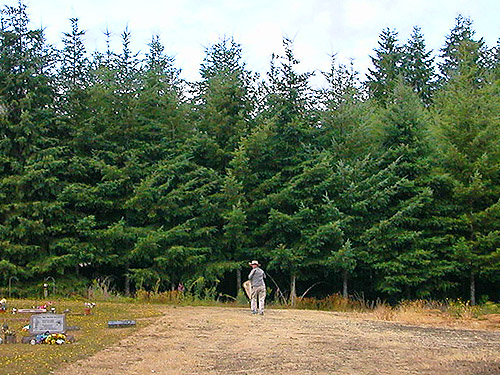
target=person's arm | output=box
[248,269,255,280]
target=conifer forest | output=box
[1,2,499,304]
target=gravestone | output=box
[4,335,16,344]
[108,320,136,328]
[30,314,66,335]
[17,308,47,314]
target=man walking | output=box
[248,260,266,315]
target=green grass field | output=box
[0,299,163,375]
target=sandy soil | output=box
[54,306,500,375]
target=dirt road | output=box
[55,306,500,375]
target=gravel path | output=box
[54,306,500,375]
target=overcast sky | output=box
[4,0,499,85]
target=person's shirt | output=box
[248,267,266,288]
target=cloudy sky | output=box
[4,0,499,85]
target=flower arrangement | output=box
[2,328,15,336]
[2,323,16,343]
[30,332,67,345]
[84,302,96,315]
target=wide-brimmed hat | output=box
[248,260,260,266]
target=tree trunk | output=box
[125,272,130,297]
[290,274,297,307]
[342,269,348,298]
[236,269,241,295]
[470,271,476,306]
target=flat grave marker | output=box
[17,308,47,314]
[108,320,136,328]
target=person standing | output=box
[248,260,266,315]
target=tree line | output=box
[1,2,499,304]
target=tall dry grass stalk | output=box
[373,303,396,320]
[135,290,185,304]
[373,299,488,324]
[295,293,371,312]
[295,295,498,325]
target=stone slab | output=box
[29,314,66,334]
[107,320,136,328]
[17,308,47,314]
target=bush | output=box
[479,301,500,315]
[445,298,481,319]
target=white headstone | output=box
[30,314,66,335]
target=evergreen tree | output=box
[317,55,371,159]
[310,63,374,296]
[57,17,90,121]
[439,15,488,83]
[230,121,310,302]
[284,147,407,299]
[363,81,446,299]
[59,18,88,89]
[61,28,165,293]
[194,36,255,170]
[116,27,140,94]
[432,40,500,304]
[231,39,318,302]
[0,1,64,287]
[401,26,435,105]
[366,28,402,106]
[143,34,183,97]
[137,35,188,147]
[260,37,315,126]
[488,39,500,80]
[319,55,363,110]
[268,156,345,302]
[221,171,249,294]
[127,148,225,292]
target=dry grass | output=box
[373,303,396,320]
[295,294,370,312]
[0,299,163,375]
[366,299,500,330]
[135,289,185,304]
[296,295,500,330]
